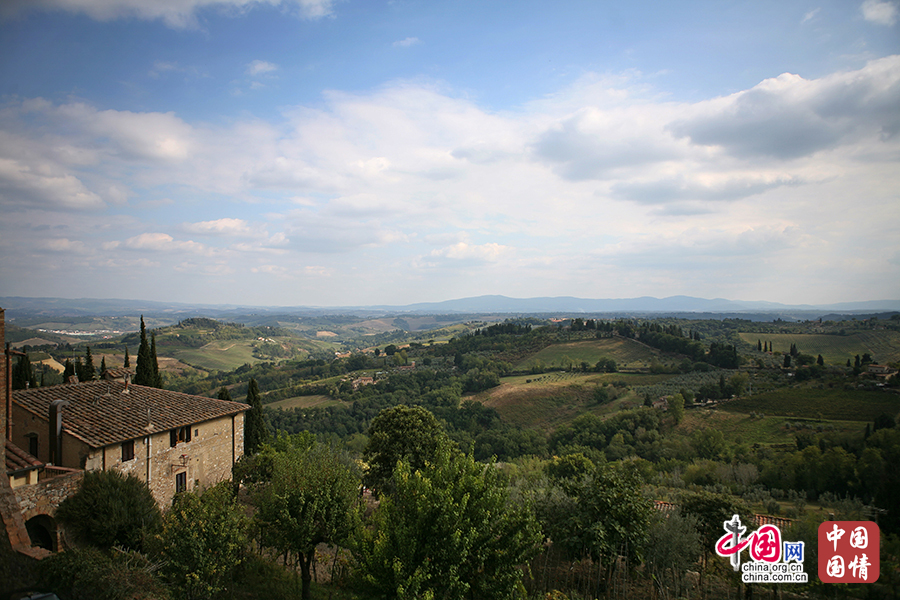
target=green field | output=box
[515,338,659,371]
[737,331,900,365]
[477,372,669,430]
[265,395,347,410]
[679,410,866,446]
[719,388,899,422]
[170,340,264,371]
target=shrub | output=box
[55,470,161,551]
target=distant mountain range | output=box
[2,295,898,321]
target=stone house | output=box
[10,376,248,507]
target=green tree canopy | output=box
[55,469,161,551]
[362,404,450,493]
[536,462,653,573]
[244,437,360,600]
[355,445,540,600]
[150,482,247,600]
[243,377,269,455]
[134,316,160,387]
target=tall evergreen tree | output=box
[244,378,269,455]
[12,354,37,390]
[63,358,75,381]
[123,346,130,368]
[150,333,162,388]
[135,316,152,386]
[82,346,95,381]
[100,356,107,375]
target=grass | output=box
[677,409,866,446]
[515,337,659,371]
[266,395,348,410]
[475,372,670,431]
[170,340,263,371]
[737,331,900,364]
[718,387,900,422]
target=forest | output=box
[7,312,900,599]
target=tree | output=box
[244,378,269,455]
[150,333,162,387]
[217,386,232,401]
[123,346,130,368]
[55,470,161,551]
[80,346,96,382]
[644,508,702,599]
[536,462,653,579]
[669,392,685,425]
[246,439,360,600]
[355,445,540,600]
[100,355,107,375]
[817,354,825,366]
[783,354,792,368]
[134,316,157,387]
[363,405,450,493]
[151,482,247,600]
[12,354,37,390]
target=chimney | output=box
[49,399,69,466]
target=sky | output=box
[0,0,898,307]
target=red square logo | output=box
[818,521,880,583]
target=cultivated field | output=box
[720,388,900,422]
[477,372,669,430]
[265,395,347,410]
[737,331,900,364]
[515,337,659,371]
[170,340,263,371]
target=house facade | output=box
[11,377,247,507]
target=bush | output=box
[55,470,161,551]
[40,547,169,600]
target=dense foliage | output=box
[55,470,161,551]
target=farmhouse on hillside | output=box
[9,373,248,509]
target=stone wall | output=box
[93,412,245,507]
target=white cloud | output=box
[1,0,336,28]
[183,218,256,237]
[246,60,278,76]
[416,242,509,269]
[861,0,898,25]
[107,232,209,254]
[393,37,421,48]
[667,56,900,159]
[801,8,821,23]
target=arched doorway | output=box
[25,514,57,551]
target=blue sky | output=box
[1,0,898,307]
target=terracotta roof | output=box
[6,439,43,474]
[12,381,248,448]
[102,367,134,380]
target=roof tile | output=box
[13,381,248,448]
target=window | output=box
[169,426,192,447]
[121,440,135,462]
[27,434,39,459]
[175,471,187,494]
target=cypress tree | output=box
[135,316,152,386]
[63,359,75,381]
[83,346,95,381]
[100,356,107,375]
[150,332,162,388]
[124,346,130,368]
[244,378,269,455]
[12,354,37,390]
